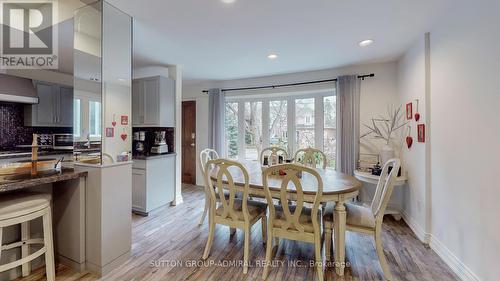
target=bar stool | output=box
[0,193,55,280]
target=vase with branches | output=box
[361,105,408,164]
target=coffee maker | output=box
[150,131,169,154]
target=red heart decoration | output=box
[112,121,117,127]
[414,113,421,122]
[406,136,413,149]
[121,133,127,141]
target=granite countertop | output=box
[0,168,88,193]
[0,150,74,160]
[133,153,177,160]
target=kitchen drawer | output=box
[132,159,146,169]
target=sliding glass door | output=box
[225,90,336,168]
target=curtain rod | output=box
[202,73,374,93]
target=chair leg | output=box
[261,216,267,245]
[21,221,31,277]
[42,211,55,281]
[202,216,216,260]
[0,227,3,261]
[243,226,250,274]
[314,234,324,281]
[375,227,393,281]
[262,233,273,280]
[198,193,210,226]
[324,225,332,261]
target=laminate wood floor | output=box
[16,184,458,281]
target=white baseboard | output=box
[429,235,480,281]
[401,210,430,243]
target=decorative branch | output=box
[361,104,408,144]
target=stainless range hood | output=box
[0,74,38,104]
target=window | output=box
[224,90,336,168]
[73,99,82,138]
[89,100,101,138]
[295,98,315,149]
[225,102,238,159]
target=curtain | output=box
[336,75,360,175]
[208,88,226,156]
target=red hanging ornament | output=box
[414,99,421,122]
[406,126,413,149]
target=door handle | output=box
[190,143,195,147]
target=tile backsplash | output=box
[0,102,71,150]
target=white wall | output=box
[397,35,430,241]
[184,61,401,187]
[428,1,500,280]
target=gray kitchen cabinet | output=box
[132,76,175,127]
[25,82,74,127]
[132,155,175,215]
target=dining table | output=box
[210,160,362,276]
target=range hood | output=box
[0,74,38,104]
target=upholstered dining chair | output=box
[294,147,328,169]
[198,148,220,225]
[323,158,401,281]
[261,164,325,281]
[202,158,268,274]
[260,147,289,165]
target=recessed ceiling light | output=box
[358,39,374,47]
[221,0,235,3]
[267,53,278,60]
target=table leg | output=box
[334,199,347,276]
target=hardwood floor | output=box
[17,184,458,281]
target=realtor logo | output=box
[0,0,58,69]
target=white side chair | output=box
[323,158,401,281]
[261,164,325,281]
[0,193,55,281]
[259,147,288,165]
[293,147,328,169]
[202,158,267,274]
[198,148,220,225]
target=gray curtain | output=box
[336,75,361,175]
[208,88,226,156]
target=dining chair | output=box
[323,158,401,281]
[260,147,289,165]
[198,148,220,225]
[202,158,268,274]
[294,147,328,169]
[261,164,324,281]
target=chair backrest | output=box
[371,158,401,220]
[293,148,328,169]
[204,158,251,222]
[199,148,220,176]
[262,164,323,235]
[260,147,289,165]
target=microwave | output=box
[53,134,74,150]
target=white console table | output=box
[354,170,407,220]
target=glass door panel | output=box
[269,100,288,152]
[244,101,262,160]
[323,96,336,168]
[295,98,315,149]
[225,102,239,159]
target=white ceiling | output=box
[106,0,452,81]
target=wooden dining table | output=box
[210,160,362,276]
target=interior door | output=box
[182,101,196,184]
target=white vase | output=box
[380,144,395,166]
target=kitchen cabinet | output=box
[132,154,175,215]
[25,82,74,127]
[132,76,175,127]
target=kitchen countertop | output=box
[0,150,74,160]
[133,153,176,160]
[0,168,88,193]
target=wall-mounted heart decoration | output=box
[112,121,117,127]
[414,99,421,122]
[121,133,127,141]
[406,126,413,149]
